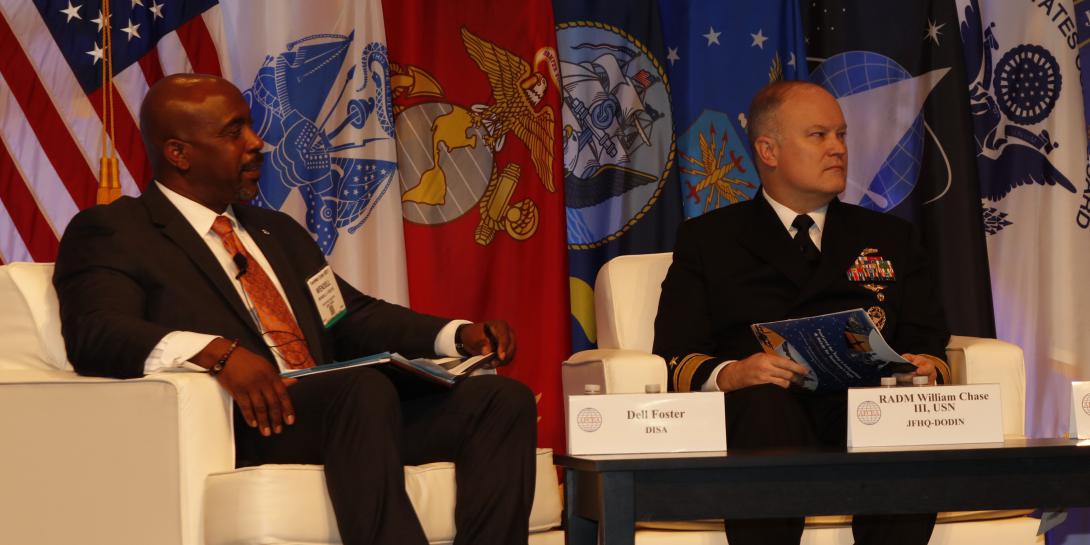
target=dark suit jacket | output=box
[653,194,950,392]
[54,183,449,379]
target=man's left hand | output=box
[460,320,516,368]
[901,353,938,385]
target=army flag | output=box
[802,0,996,339]
[217,1,408,304]
[554,0,684,351]
[659,0,809,220]
[383,1,571,450]
[956,0,1090,438]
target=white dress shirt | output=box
[144,182,464,373]
[700,190,829,392]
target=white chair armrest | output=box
[945,335,1026,437]
[147,372,235,544]
[563,348,668,395]
[0,370,233,545]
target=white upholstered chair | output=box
[562,252,1041,545]
[0,262,562,545]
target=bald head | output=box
[138,74,264,212]
[746,80,833,149]
[140,73,238,173]
[747,80,847,212]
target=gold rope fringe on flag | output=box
[97,0,120,205]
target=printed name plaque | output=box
[847,384,1003,448]
[1069,381,1090,439]
[567,392,726,455]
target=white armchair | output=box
[0,262,562,545]
[562,252,1040,545]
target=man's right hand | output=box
[195,338,296,437]
[715,353,810,392]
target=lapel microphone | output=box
[233,253,249,280]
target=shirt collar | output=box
[762,189,828,235]
[156,181,240,236]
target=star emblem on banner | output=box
[788,52,797,67]
[86,41,104,64]
[667,46,680,65]
[149,1,165,20]
[751,29,768,49]
[121,19,141,41]
[703,26,721,46]
[60,1,82,22]
[925,19,945,46]
[131,0,144,7]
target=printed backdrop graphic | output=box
[555,0,683,351]
[659,0,809,220]
[384,0,570,451]
[803,0,995,339]
[1048,10,1090,544]
[956,0,1090,440]
[219,0,408,304]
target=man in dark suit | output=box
[653,81,950,545]
[53,74,536,545]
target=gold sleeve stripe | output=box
[672,353,715,393]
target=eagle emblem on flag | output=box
[395,27,560,245]
[244,32,398,255]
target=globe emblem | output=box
[994,44,1061,125]
[577,407,603,433]
[1082,393,1090,416]
[811,51,923,213]
[856,401,882,426]
[397,102,494,225]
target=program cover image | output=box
[751,308,917,392]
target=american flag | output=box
[0,0,224,264]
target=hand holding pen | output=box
[459,320,517,368]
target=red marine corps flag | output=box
[383,1,571,450]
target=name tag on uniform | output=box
[307,266,346,328]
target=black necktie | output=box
[791,214,820,264]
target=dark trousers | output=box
[233,366,538,545]
[723,384,936,545]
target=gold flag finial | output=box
[97,157,120,204]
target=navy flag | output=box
[659,0,809,220]
[803,0,996,338]
[554,0,684,351]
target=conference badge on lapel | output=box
[306,266,347,328]
[846,248,895,331]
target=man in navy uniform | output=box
[654,80,949,545]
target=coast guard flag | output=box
[1080,0,1090,141]
[219,1,408,304]
[957,0,1090,437]
[384,0,571,450]
[0,1,223,264]
[802,0,996,339]
[659,0,808,219]
[554,0,684,351]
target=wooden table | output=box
[555,438,1090,545]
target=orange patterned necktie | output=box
[211,216,315,369]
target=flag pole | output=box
[97,0,120,205]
